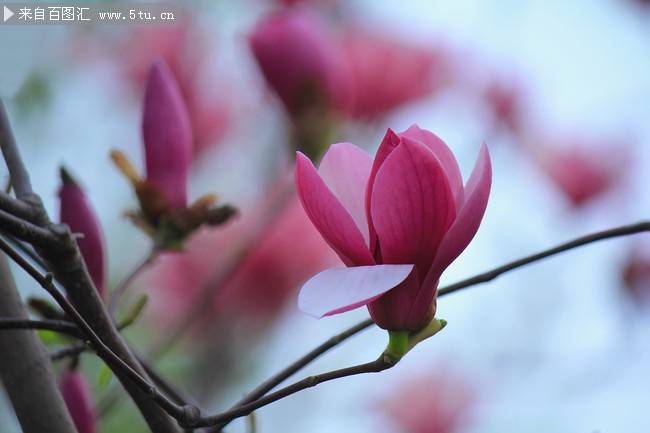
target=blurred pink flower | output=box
[58,169,106,299]
[342,29,450,119]
[143,190,337,328]
[621,244,650,307]
[482,77,526,135]
[60,370,96,433]
[296,125,491,331]
[142,60,192,209]
[380,371,474,433]
[534,140,627,207]
[249,9,351,117]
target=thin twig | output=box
[194,355,395,428]
[0,317,81,338]
[1,234,47,269]
[0,100,32,198]
[108,250,158,317]
[0,191,39,222]
[0,208,56,247]
[438,220,650,297]
[0,237,195,424]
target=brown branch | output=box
[0,317,81,338]
[193,355,396,428]
[108,250,158,317]
[0,100,32,198]
[0,236,193,430]
[437,220,650,297]
[0,252,77,433]
[0,208,57,247]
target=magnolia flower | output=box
[59,168,106,299]
[249,9,350,117]
[60,370,96,433]
[296,125,491,331]
[142,60,192,209]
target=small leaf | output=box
[97,364,113,390]
[118,294,149,330]
[38,330,68,346]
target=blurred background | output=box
[1,0,650,432]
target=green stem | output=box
[385,330,410,362]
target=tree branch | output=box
[0,252,77,433]
[437,220,650,297]
[0,100,32,198]
[0,208,57,247]
[0,317,81,338]
[0,236,192,430]
[194,355,395,428]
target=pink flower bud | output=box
[142,60,192,208]
[59,168,106,299]
[60,370,97,433]
[296,125,492,331]
[621,244,650,307]
[249,9,350,116]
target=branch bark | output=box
[0,252,77,433]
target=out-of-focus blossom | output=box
[533,140,627,207]
[296,125,491,331]
[380,371,474,433]
[58,168,106,299]
[60,370,96,433]
[142,190,337,328]
[142,60,192,209]
[342,29,450,119]
[482,77,526,135]
[249,9,350,117]
[621,244,650,307]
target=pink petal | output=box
[295,152,374,266]
[370,136,456,278]
[426,143,492,286]
[400,124,464,211]
[365,128,401,255]
[318,142,373,244]
[298,264,414,318]
[142,60,192,208]
[60,371,96,433]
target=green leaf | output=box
[97,364,113,390]
[118,294,149,330]
[38,330,68,346]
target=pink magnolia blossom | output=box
[380,371,474,433]
[343,29,450,119]
[59,169,106,298]
[60,370,96,433]
[142,191,337,328]
[535,141,626,207]
[249,9,350,117]
[296,125,492,331]
[142,60,192,208]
